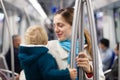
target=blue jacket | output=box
[18,45,71,80]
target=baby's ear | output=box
[84,44,88,48]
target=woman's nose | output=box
[54,26,59,33]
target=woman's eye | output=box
[59,24,63,28]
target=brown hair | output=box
[84,29,92,58]
[24,25,48,45]
[117,43,119,50]
[55,7,74,25]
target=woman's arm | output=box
[76,52,92,74]
[76,51,105,80]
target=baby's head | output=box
[24,25,48,45]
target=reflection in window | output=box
[0,12,4,52]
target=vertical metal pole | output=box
[78,0,85,80]
[70,0,80,68]
[24,8,31,26]
[118,43,120,80]
[86,0,99,80]
[0,0,15,80]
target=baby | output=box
[18,25,77,80]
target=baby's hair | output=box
[24,25,48,45]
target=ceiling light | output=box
[29,0,47,19]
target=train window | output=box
[114,8,120,43]
[0,12,4,52]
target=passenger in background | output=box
[105,43,119,80]
[5,35,22,73]
[44,18,56,40]
[99,38,115,71]
[47,7,105,80]
[18,25,77,80]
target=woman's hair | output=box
[117,43,119,50]
[24,25,48,45]
[55,7,74,26]
[84,29,92,58]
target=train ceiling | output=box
[1,0,120,19]
[37,0,74,16]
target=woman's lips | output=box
[57,34,62,37]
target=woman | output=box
[47,7,105,80]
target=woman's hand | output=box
[76,52,92,74]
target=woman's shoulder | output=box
[47,40,68,59]
[48,40,59,44]
[47,40,59,48]
[47,40,59,56]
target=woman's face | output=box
[53,14,72,41]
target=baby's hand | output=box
[68,68,77,80]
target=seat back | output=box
[0,55,8,70]
[108,52,116,69]
[0,71,9,80]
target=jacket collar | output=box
[20,44,47,47]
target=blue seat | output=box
[108,52,116,69]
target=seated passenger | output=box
[5,35,22,73]
[18,25,77,80]
[105,43,119,80]
[99,38,115,71]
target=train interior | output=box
[0,0,120,80]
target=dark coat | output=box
[18,45,71,80]
[5,47,22,73]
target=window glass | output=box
[0,12,4,52]
[114,8,120,43]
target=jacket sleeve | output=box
[39,53,71,80]
[43,68,70,80]
[85,49,105,80]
